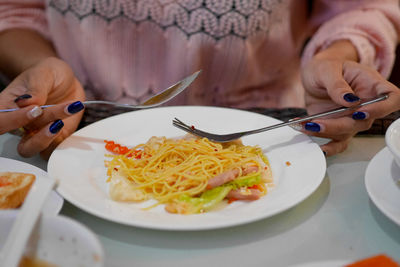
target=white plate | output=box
[0,157,63,215]
[48,106,326,230]
[365,147,400,226]
[0,211,104,267]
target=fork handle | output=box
[0,100,144,113]
[248,94,388,135]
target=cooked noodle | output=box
[105,136,272,213]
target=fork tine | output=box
[173,118,214,139]
[172,120,190,131]
[173,117,190,127]
[172,117,242,142]
[173,118,194,131]
[172,118,211,139]
[172,118,195,134]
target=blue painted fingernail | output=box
[67,101,84,114]
[49,119,64,134]
[352,111,367,120]
[305,122,321,132]
[14,94,32,102]
[343,93,360,103]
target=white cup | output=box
[385,117,400,168]
[0,211,104,267]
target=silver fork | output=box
[172,94,388,142]
[0,70,201,112]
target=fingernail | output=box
[352,111,368,120]
[323,151,327,156]
[305,122,321,132]
[27,106,43,119]
[66,101,84,114]
[49,119,64,135]
[14,94,32,102]
[289,123,303,131]
[343,93,360,103]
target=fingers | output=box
[303,116,373,137]
[0,57,86,158]
[23,101,84,131]
[1,68,53,107]
[3,57,84,110]
[320,138,352,157]
[15,101,84,157]
[17,119,65,158]
[316,61,361,107]
[361,81,400,117]
[302,55,400,157]
[0,105,43,134]
[301,119,353,156]
[300,116,374,156]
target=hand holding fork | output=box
[172,95,388,143]
[0,55,199,158]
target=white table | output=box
[1,133,399,267]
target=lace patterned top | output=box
[0,0,399,108]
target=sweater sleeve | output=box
[302,0,400,78]
[0,0,49,40]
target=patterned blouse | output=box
[0,0,399,108]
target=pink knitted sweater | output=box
[0,0,399,108]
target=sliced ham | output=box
[226,188,262,200]
[207,168,240,189]
[207,165,259,189]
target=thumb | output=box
[318,61,360,107]
[1,68,53,108]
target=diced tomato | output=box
[248,184,261,190]
[104,140,134,156]
[248,184,266,193]
[105,140,115,151]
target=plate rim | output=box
[365,147,400,226]
[0,157,64,215]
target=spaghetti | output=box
[104,136,273,214]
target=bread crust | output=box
[0,172,36,209]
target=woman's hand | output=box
[0,57,85,159]
[301,41,400,156]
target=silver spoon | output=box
[0,70,201,112]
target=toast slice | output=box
[0,172,36,209]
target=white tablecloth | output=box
[1,133,399,267]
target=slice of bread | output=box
[0,172,35,209]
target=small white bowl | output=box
[0,211,104,267]
[385,117,400,168]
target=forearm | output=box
[0,29,57,79]
[314,40,359,62]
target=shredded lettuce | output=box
[228,173,261,189]
[178,185,232,213]
[175,173,263,213]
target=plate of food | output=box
[0,157,63,215]
[365,147,400,226]
[48,106,326,230]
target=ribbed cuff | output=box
[302,9,397,78]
